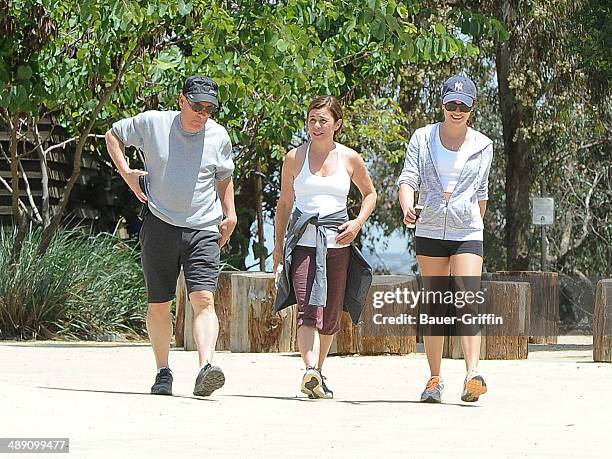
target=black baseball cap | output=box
[441,75,477,107]
[182,76,219,107]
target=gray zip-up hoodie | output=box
[397,123,493,241]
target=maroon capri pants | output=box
[290,245,351,335]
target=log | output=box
[491,271,559,344]
[593,279,612,363]
[214,271,237,351]
[336,275,418,355]
[179,273,197,352]
[443,280,531,360]
[174,271,186,348]
[231,272,297,352]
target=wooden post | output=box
[443,281,531,360]
[174,271,186,348]
[492,271,559,344]
[231,272,297,352]
[214,271,237,351]
[336,275,418,355]
[593,279,612,363]
[179,273,197,352]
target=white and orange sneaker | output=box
[461,370,487,402]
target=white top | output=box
[433,128,472,193]
[293,143,351,248]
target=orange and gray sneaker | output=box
[461,370,487,402]
[420,376,444,403]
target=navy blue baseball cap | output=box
[182,76,220,107]
[441,75,477,107]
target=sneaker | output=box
[461,371,487,402]
[307,369,333,399]
[301,367,325,399]
[193,363,225,397]
[420,376,444,403]
[151,368,173,396]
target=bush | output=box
[0,227,147,340]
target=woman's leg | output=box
[417,255,451,377]
[318,247,351,369]
[449,253,483,372]
[291,247,324,368]
[298,326,320,368]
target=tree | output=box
[458,0,610,271]
[0,0,195,256]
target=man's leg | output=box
[182,229,225,396]
[140,211,181,395]
[146,301,174,369]
[189,290,218,367]
[190,288,225,396]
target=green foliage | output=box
[0,228,147,340]
[1,1,509,268]
[569,0,611,96]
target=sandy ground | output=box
[0,336,610,458]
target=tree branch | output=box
[38,45,140,255]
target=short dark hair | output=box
[307,96,343,137]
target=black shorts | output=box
[139,208,221,303]
[415,236,483,258]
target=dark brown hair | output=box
[307,96,343,136]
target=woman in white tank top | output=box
[292,140,351,248]
[273,96,377,399]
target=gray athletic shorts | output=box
[139,207,221,303]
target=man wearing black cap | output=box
[105,76,236,397]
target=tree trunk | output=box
[254,161,266,271]
[228,174,258,270]
[593,279,612,363]
[33,120,51,227]
[496,40,533,271]
[9,115,27,259]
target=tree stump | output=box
[593,279,612,363]
[231,272,297,352]
[491,271,559,344]
[175,272,186,348]
[335,275,418,355]
[443,280,530,360]
[178,272,197,352]
[215,271,237,351]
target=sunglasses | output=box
[186,100,218,115]
[444,101,472,113]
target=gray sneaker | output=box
[151,368,173,396]
[193,363,225,397]
[461,371,487,402]
[420,376,444,403]
[301,367,325,399]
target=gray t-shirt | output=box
[112,111,234,231]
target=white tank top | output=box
[433,127,472,193]
[293,142,351,248]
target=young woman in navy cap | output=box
[397,75,494,403]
